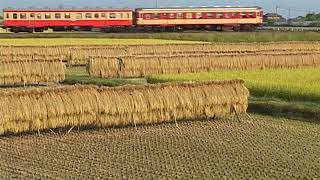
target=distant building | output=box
[263,13,286,22]
[287,16,305,25]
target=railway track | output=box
[0,27,318,39]
[259,26,320,31]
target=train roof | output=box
[3,9,132,13]
[136,6,263,11]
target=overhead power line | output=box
[277,6,320,13]
[274,5,320,18]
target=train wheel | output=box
[143,26,153,32]
[28,28,34,33]
[217,26,224,31]
[12,27,20,33]
[233,26,241,32]
[249,25,257,31]
[152,26,162,32]
[165,26,175,32]
[176,26,184,32]
[35,28,44,32]
[240,25,257,32]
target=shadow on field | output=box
[1,116,238,138]
[249,102,320,124]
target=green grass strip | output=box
[1,31,320,43]
[147,67,320,103]
[63,66,146,87]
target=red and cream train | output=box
[3,7,263,33]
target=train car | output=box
[135,7,263,31]
[3,9,133,33]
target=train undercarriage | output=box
[5,24,258,33]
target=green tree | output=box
[306,13,318,21]
[266,20,275,26]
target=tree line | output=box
[305,13,320,21]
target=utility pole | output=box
[288,8,291,19]
[276,5,279,14]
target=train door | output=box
[28,13,36,32]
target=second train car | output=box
[3,6,263,33]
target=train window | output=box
[55,13,61,19]
[85,13,92,18]
[257,12,261,17]
[144,13,151,19]
[186,13,192,19]
[259,11,263,17]
[37,13,42,19]
[109,13,116,19]
[101,13,106,18]
[249,12,256,18]
[224,12,232,18]
[169,13,176,19]
[45,13,51,19]
[240,12,248,18]
[30,13,35,18]
[94,13,99,18]
[232,12,238,18]
[65,13,71,19]
[76,13,82,19]
[153,13,160,19]
[207,12,213,18]
[158,13,166,19]
[118,13,123,19]
[216,13,223,18]
[196,13,202,19]
[125,13,130,19]
[6,13,9,19]
[13,13,18,19]
[20,13,27,19]
[177,13,183,19]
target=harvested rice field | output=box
[1,38,320,179]
[0,115,319,179]
[0,38,198,46]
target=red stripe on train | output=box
[4,9,132,13]
[4,20,133,27]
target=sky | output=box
[1,0,320,18]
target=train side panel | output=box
[135,7,263,31]
[3,9,133,32]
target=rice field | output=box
[2,42,320,68]
[1,38,320,179]
[147,67,320,103]
[0,38,198,46]
[0,115,319,179]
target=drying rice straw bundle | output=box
[88,53,320,78]
[67,47,127,66]
[0,59,65,85]
[0,80,249,135]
